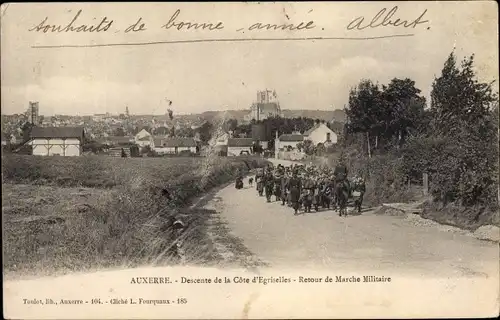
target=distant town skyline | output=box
[1,2,498,116]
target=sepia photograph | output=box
[2,1,499,319]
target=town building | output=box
[28,126,85,156]
[245,89,282,122]
[134,129,154,148]
[25,101,40,125]
[98,136,135,146]
[227,138,253,156]
[303,123,338,145]
[275,132,304,151]
[215,132,230,146]
[153,137,198,155]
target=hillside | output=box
[175,109,346,124]
[281,109,346,122]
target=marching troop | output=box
[248,161,366,216]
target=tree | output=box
[197,121,214,143]
[176,127,195,138]
[379,78,427,148]
[425,51,499,207]
[296,142,304,152]
[345,77,428,153]
[114,127,126,136]
[431,52,497,134]
[344,79,383,157]
[302,140,315,155]
[223,119,238,132]
[21,122,34,143]
[155,126,169,135]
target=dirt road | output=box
[205,159,499,278]
[4,159,499,319]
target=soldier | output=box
[280,170,289,206]
[264,167,274,203]
[288,170,302,215]
[333,160,349,209]
[323,174,336,209]
[351,175,366,213]
[301,173,315,213]
[255,168,264,196]
[274,168,284,202]
[313,175,325,211]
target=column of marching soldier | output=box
[251,162,366,216]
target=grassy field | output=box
[2,154,269,277]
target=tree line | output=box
[344,51,498,212]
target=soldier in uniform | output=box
[333,160,349,209]
[280,170,289,206]
[351,175,366,213]
[301,173,315,213]
[273,169,283,202]
[264,167,274,203]
[323,173,336,209]
[255,168,264,196]
[288,170,302,215]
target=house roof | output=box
[303,124,321,136]
[100,136,134,145]
[30,126,85,139]
[138,135,152,141]
[228,138,254,147]
[136,129,151,136]
[279,134,304,142]
[155,137,197,148]
[303,123,334,136]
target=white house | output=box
[227,138,253,156]
[135,129,153,148]
[276,133,304,151]
[29,126,85,156]
[303,123,338,146]
[153,137,198,155]
[215,132,230,146]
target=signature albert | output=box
[347,6,429,30]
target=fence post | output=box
[423,172,429,196]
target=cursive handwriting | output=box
[247,21,315,31]
[28,10,113,33]
[125,18,147,33]
[162,9,224,31]
[347,6,429,31]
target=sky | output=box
[1,1,498,116]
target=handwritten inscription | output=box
[162,9,224,31]
[347,6,429,30]
[28,10,113,33]
[247,21,315,31]
[27,6,429,38]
